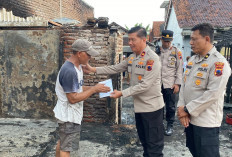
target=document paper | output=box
[99,79,113,98]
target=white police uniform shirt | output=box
[53,61,84,124]
[177,46,231,127]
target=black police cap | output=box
[162,30,173,41]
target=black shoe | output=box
[164,126,173,136]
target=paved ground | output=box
[0,82,231,156]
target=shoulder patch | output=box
[178,51,182,60]
[147,60,154,65]
[214,62,224,76]
[146,59,154,71]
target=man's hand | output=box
[82,64,96,74]
[179,116,190,128]
[93,84,110,93]
[172,84,180,94]
[110,90,122,99]
[177,105,189,119]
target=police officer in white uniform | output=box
[158,30,183,136]
[85,26,165,157]
[177,23,231,157]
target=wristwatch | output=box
[184,106,189,114]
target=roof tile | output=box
[172,0,232,28]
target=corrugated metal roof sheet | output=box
[0,8,48,27]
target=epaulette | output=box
[214,51,224,59]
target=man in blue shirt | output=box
[54,39,110,157]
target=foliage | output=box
[125,23,150,34]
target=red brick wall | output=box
[0,0,93,25]
[60,27,123,123]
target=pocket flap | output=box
[134,68,145,75]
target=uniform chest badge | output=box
[188,62,193,66]
[178,51,182,60]
[138,61,144,65]
[197,72,203,77]
[171,51,176,55]
[214,62,224,76]
[195,79,201,86]
[201,63,208,67]
[146,60,154,71]
[141,51,145,57]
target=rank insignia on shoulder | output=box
[141,51,146,57]
[188,62,193,65]
[195,79,201,86]
[178,51,182,59]
[204,54,210,59]
[201,63,208,67]
[214,62,224,76]
[185,70,188,74]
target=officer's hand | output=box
[110,90,122,99]
[94,84,110,93]
[172,84,180,94]
[179,116,190,128]
[82,64,96,74]
[177,105,189,119]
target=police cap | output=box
[162,30,173,41]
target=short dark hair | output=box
[128,26,147,38]
[191,23,214,43]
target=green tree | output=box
[125,23,150,34]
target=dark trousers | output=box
[185,123,220,157]
[162,86,176,126]
[135,108,164,157]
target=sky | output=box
[83,0,166,29]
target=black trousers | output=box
[161,86,176,126]
[185,123,220,157]
[135,108,164,157]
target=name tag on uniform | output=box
[197,67,208,72]
[136,65,146,69]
